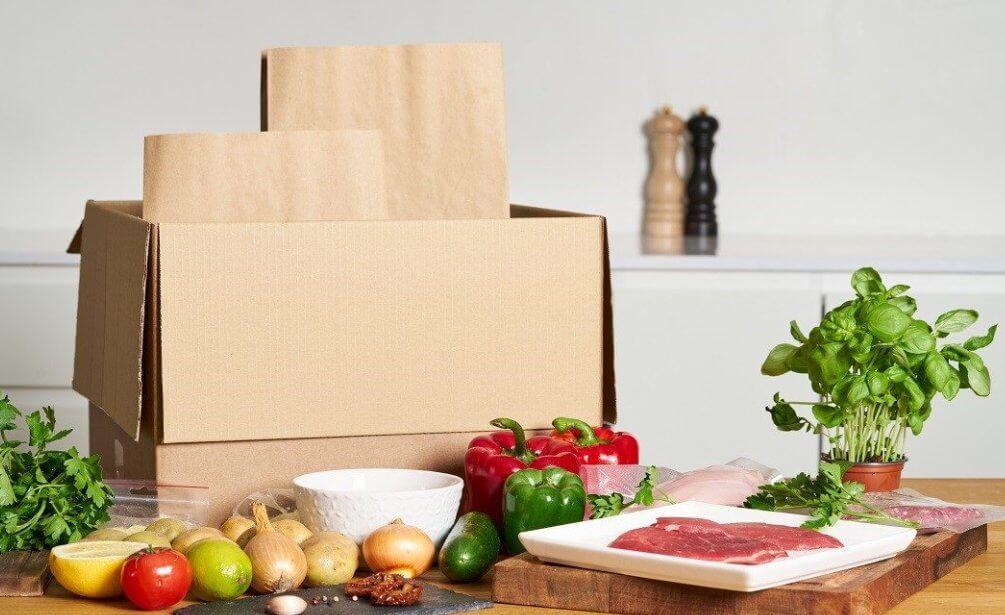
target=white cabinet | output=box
[611,261,1005,479]
[612,271,823,476]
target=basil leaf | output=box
[943,371,961,401]
[962,362,991,397]
[886,284,910,297]
[808,343,851,388]
[851,267,885,297]
[766,401,809,432]
[812,404,844,428]
[900,325,935,354]
[934,309,979,334]
[790,320,808,343]
[867,371,890,395]
[923,351,953,392]
[888,295,918,316]
[901,377,926,411]
[864,302,912,342]
[761,343,797,376]
[963,324,997,351]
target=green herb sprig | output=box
[762,267,995,463]
[744,461,917,530]
[0,392,113,552]
[587,466,675,519]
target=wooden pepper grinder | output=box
[685,107,719,237]
[643,106,686,241]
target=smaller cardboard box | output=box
[71,201,615,520]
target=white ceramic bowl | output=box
[293,468,463,546]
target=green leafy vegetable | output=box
[744,461,918,530]
[587,466,673,519]
[761,268,995,463]
[0,392,113,552]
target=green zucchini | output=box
[437,511,500,582]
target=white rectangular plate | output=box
[518,501,916,592]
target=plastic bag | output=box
[104,480,210,530]
[861,488,1005,534]
[231,488,299,521]
[582,458,781,515]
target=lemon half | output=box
[49,540,147,598]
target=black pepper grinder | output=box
[685,107,719,237]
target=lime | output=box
[186,538,253,601]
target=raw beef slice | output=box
[884,505,982,530]
[610,517,843,565]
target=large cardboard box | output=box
[71,201,616,521]
[261,43,509,220]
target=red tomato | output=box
[120,547,192,610]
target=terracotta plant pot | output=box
[840,459,907,492]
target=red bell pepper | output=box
[550,417,639,465]
[464,417,580,527]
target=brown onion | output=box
[362,518,435,579]
[244,502,307,593]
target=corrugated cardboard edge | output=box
[512,205,617,424]
[72,200,150,441]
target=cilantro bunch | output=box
[0,393,113,551]
[744,461,916,530]
[588,466,675,519]
[761,267,995,463]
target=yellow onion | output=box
[244,502,307,593]
[221,515,257,547]
[272,519,313,545]
[362,518,435,578]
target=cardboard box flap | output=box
[73,200,150,441]
[143,131,387,222]
[261,43,509,220]
[156,215,606,443]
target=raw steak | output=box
[883,505,982,530]
[610,517,843,565]
[609,526,786,565]
[725,522,843,550]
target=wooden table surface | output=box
[4,479,1002,614]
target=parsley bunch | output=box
[0,393,113,551]
[744,461,916,530]
[588,466,675,519]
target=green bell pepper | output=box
[502,466,586,554]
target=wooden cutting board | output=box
[493,526,987,615]
[0,551,51,597]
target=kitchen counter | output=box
[6,228,1005,274]
[610,233,1005,273]
[8,479,1004,614]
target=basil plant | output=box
[761,268,995,463]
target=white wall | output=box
[2,0,1004,236]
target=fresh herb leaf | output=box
[587,465,674,519]
[743,461,917,530]
[0,392,113,552]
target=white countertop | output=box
[0,228,79,265]
[610,233,1005,273]
[2,228,1005,274]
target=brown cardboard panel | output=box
[73,201,151,440]
[90,402,481,526]
[512,205,617,423]
[262,43,508,220]
[156,216,604,443]
[143,131,386,222]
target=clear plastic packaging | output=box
[231,488,299,521]
[582,458,782,513]
[861,488,1005,534]
[104,480,210,530]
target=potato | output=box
[172,527,226,554]
[125,530,172,548]
[146,518,190,541]
[301,532,359,586]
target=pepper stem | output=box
[490,417,535,463]
[552,417,601,446]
